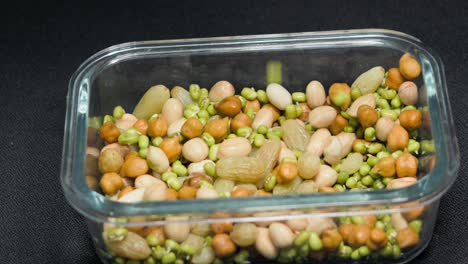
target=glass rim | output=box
[61,29,460,222]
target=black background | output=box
[1,1,467,263]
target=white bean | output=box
[167,117,187,137]
[269,222,294,248]
[143,183,167,201]
[115,113,138,131]
[323,136,343,165]
[147,146,170,174]
[256,227,278,260]
[134,174,165,189]
[196,186,219,199]
[217,137,252,159]
[230,223,258,246]
[252,108,274,130]
[314,165,338,187]
[183,138,209,162]
[391,213,408,231]
[306,217,337,234]
[308,106,337,128]
[306,80,326,109]
[118,188,145,203]
[162,98,183,126]
[305,128,332,156]
[209,81,235,102]
[164,216,190,243]
[266,83,292,110]
[398,81,418,105]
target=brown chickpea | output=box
[372,156,396,177]
[298,103,311,122]
[396,152,418,178]
[261,104,280,122]
[328,114,349,135]
[338,224,355,241]
[99,121,121,144]
[100,172,123,195]
[347,225,370,248]
[399,110,422,131]
[387,125,409,151]
[386,68,406,90]
[318,186,337,193]
[211,222,234,234]
[144,226,166,243]
[255,189,272,196]
[357,105,378,128]
[127,217,146,235]
[117,186,134,199]
[277,162,299,184]
[85,175,98,191]
[216,96,242,117]
[122,156,149,177]
[399,53,422,80]
[230,113,252,133]
[401,202,424,221]
[165,189,178,200]
[132,118,149,135]
[362,215,377,228]
[184,172,213,188]
[212,233,237,257]
[231,187,254,197]
[181,117,204,139]
[147,115,168,138]
[370,228,387,245]
[321,229,343,251]
[204,117,229,142]
[160,136,182,162]
[352,139,370,152]
[99,148,124,173]
[396,227,419,249]
[243,99,260,113]
[125,151,139,161]
[178,185,198,199]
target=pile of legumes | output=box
[91,53,435,264]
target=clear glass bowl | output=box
[61,29,459,264]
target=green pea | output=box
[377,98,390,109]
[152,136,163,147]
[248,131,257,142]
[254,133,265,147]
[407,139,420,154]
[161,252,176,264]
[295,104,303,117]
[138,148,148,159]
[138,135,150,149]
[146,234,161,247]
[107,227,128,242]
[293,150,303,159]
[382,214,391,224]
[337,171,349,184]
[380,243,393,257]
[375,221,385,229]
[354,141,367,154]
[391,150,403,159]
[351,249,361,260]
[384,89,397,100]
[165,239,180,252]
[203,162,216,177]
[359,164,370,176]
[246,108,256,119]
[392,245,401,258]
[143,257,156,264]
[257,125,268,135]
[113,105,125,120]
[343,126,355,133]
[298,243,310,257]
[364,127,376,141]
[368,142,383,154]
[234,249,249,264]
[272,127,284,138]
[118,128,141,145]
[256,89,269,103]
[367,156,378,167]
[380,109,398,121]
[373,179,385,189]
[391,95,402,108]
[207,104,217,115]
[284,103,296,119]
[241,87,257,100]
[201,132,215,146]
[291,92,306,102]
[199,180,213,189]
[351,215,365,225]
[162,171,177,182]
[189,84,201,100]
[361,175,374,186]
[199,88,209,97]
[377,88,386,96]
[103,114,114,124]
[167,177,182,191]
[376,151,391,159]
[346,177,357,189]
[348,118,359,127]
[184,109,197,119]
[172,161,188,176]
[218,191,230,198]
[264,173,276,192]
[294,231,310,246]
[152,246,165,259]
[227,133,237,139]
[234,95,246,109]
[421,140,435,153]
[114,257,126,264]
[332,91,349,107]
[410,129,418,139]
[237,127,253,137]
[409,220,423,233]
[126,260,141,264]
[382,177,394,186]
[281,157,297,163]
[386,228,397,239]
[197,109,209,120]
[402,105,417,111]
[180,244,196,255]
[334,184,345,192]
[305,123,314,133]
[359,246,370,257]
[174,260,183,264]
[338,245,352,258]
[308,232,322,251]
[209,144,219,161]
[204,236,213,247]
[266,131,279,140]
[351,88,362,101]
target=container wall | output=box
[88,199,439,264]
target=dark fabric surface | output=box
[1,1,467,263]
